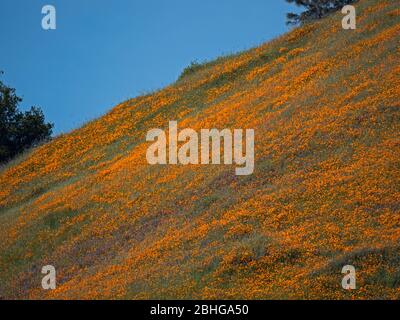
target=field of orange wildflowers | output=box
[0,0,399,299]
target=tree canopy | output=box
[0,72,53,163]
[285,0,357,25]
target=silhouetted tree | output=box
[0,71,53,163]
[285,0,357,25]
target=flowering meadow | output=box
[0,0,399,299]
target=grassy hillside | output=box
[0,0,399,299]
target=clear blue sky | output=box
[0,0,297,134]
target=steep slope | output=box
[0,0,399,299]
